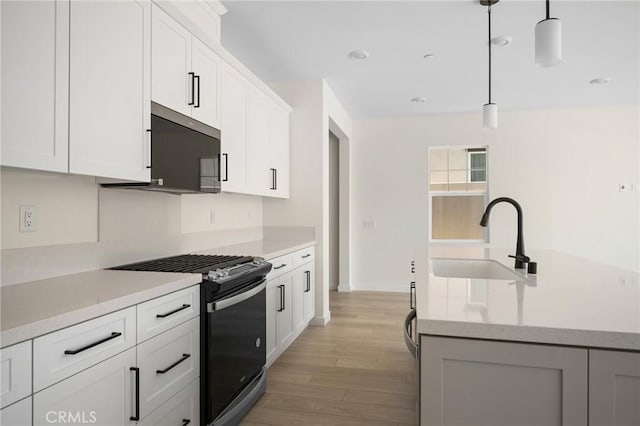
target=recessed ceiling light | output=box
[348,50,369,60]
[491,36,512,47]
[423,53,435,59]
[589,77,611,85]
[411,97,427,103]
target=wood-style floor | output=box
[241,291,417,426]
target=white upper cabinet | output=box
[1,0,69,173]
[191,38,220,128]
[246,86,270,195]
[151,5,192,118]
[220,62,248,193]
[268,102,290,198]
[152,5,220,129]
[69,0,151,182]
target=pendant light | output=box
[535,0,562,67]
[481,0,498,129]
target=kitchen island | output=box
[414,246,640,426]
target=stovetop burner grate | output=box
[112,254,254,274]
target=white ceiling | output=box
[221,1,640,119]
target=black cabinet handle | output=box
[302,254,311,259]
[194,75,200,108]
[274,168,277,190]
[270,168,276,190]
[304,270,311,292]
[188,72,195,106]
[130,367,140,421]
[222,153,229,182]
[277,285,284,312]
[64,332,122,355]
[410,282,416,310]
[156,304,191,319]
[282,285,286,311]
[273,264,287,270]
[182,420,191,426]
[156,353,191,374]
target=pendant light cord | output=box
[488,5,492,104]
[546,0,550,19]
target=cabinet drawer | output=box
[137,285,200,343]
[33,307,136,392]
[0,396,32,426]
[33,347,136,426]
[138,317,199,419]
[292,246,315,267]
[1,341,31,409]
[139,379,199,426]
[267,253,293,280]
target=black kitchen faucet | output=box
[480,197,532,270]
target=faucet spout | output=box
[480,197,527,269]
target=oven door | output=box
[206,279,266,422]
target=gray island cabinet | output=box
[414,247,640,426]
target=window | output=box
[429,146,488,241]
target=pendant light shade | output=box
[483,103,498,129]
[535,1,562,67]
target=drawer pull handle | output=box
[156,353,191,374]
[64,332,122,355]
[301,254,311,259]
[273,264,287,270]
[156,304,191,318]
[130,367,140,421]
[182,420,191,426]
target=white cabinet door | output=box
[265,280,278,365]
[268,102,290,198]
[420,336,588,426]
[0,341,31,409]
[246,86,270,195]
[589,349,640,426]
[302,263,315,323]
[33,347,136,426]
[219,63,247,193]
[1,0,69,173]
[276,274,294,349]
[0,397,31,426]
[69,0,151,182]
[151,4,192,118]
[191,38,220,129]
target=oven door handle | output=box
[207,281,266,313]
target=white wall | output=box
[1,168,264,285]
[351,106,640,291]
[265,79,353,324]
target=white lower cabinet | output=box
[139,379,199,426]
[266,247,316,366]
[33,347,136,426]
[420,335,588,426]
[589,349,640,426]
[0,397,32,426]
[137,317,199,419]
[0,341,32,409]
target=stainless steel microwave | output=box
[101,102,221,194]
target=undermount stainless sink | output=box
[431,258,525,281]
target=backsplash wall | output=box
[1,169,264,285]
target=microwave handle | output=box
[145,129,151,169]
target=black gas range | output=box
[113,254,272,426]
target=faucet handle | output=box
[508,254,531,263]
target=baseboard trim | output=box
[350,283,411,293]
[310,312,331,326]
[337,283,352,292]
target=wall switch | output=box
[19,205,37,232]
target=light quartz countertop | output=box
[195,237,316,260]
[0,236,315,349]
[415,246,640,351]
[0,269,201,348]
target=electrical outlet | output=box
[19,205,37,232]
[619,184,628,192]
